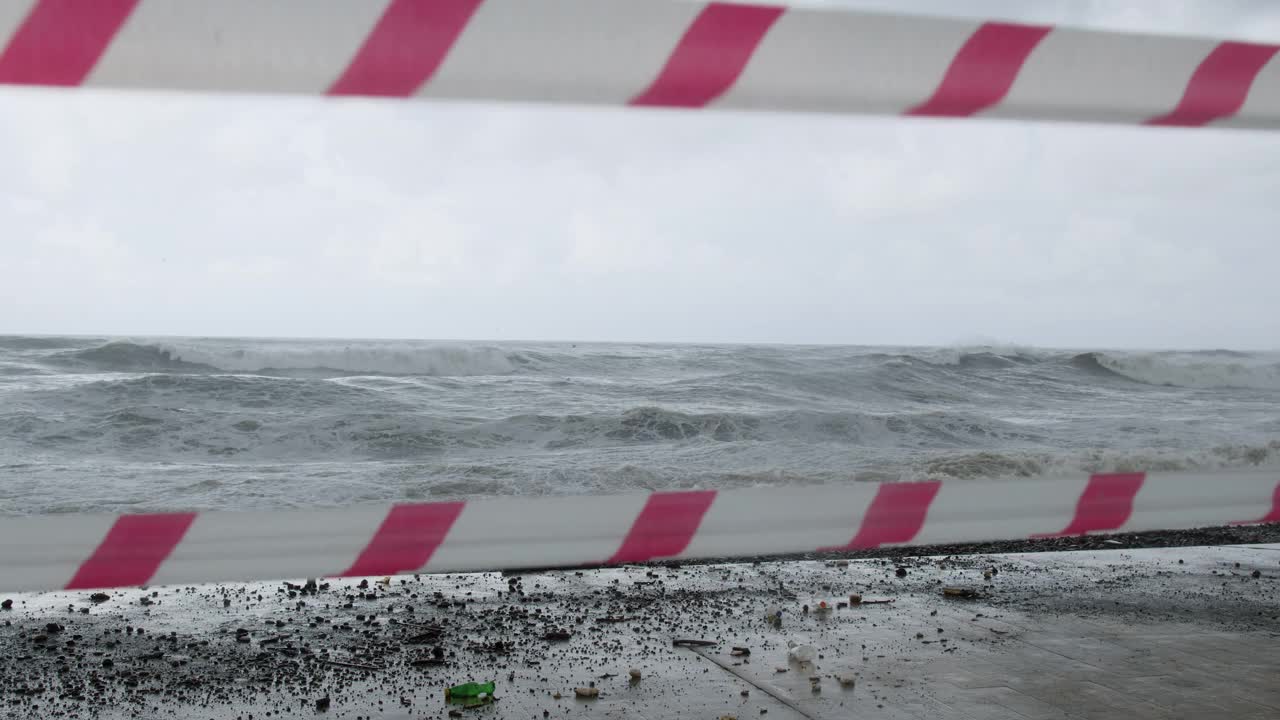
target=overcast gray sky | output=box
[2,0,1279,349]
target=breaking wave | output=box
[1071,352,1280,390]
[917,441,1280,480]
[50,341,517,377]
[0,393,1049,461]
[54,342,219,373]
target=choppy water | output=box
[1,336,1277,515]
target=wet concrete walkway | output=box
[1,544,1276,719]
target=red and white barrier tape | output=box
[0,470,1276,592]
[0,0,1278,129]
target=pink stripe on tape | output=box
[907,22,1051,117]
[1033,472,1145,538]
[1146,41,1280,127]
[341,502,465,577]
[0,0,138,86]
[328,0,482,97]
[822,481,941,551]
[1255,480,1280,523]
[65,513,196,590]
[608,491,717,564]
[631,2,784,108]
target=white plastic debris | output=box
[787,638,817,663]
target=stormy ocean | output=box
[0,336,1277,516]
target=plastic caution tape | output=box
[0,0,1278,129]
[0,470,1275,592]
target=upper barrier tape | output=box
[0,470,1276,592]
[0,0,1278,129]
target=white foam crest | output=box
[157,342,515,376]
[1094,352,1280,390]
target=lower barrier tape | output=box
[0,470,1275,593]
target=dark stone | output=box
[89,593,110,604]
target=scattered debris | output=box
[445,681,495,701]
[0,533,1274,719]
[673,639,717,648]
[323,660,385,672]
